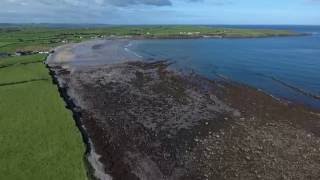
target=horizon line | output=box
[0,23,320,26]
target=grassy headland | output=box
[0,55,87,179]
[0,25,300,54]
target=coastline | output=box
[119,29,306,40]
[47,39,320,180]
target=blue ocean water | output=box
[130,26,320,109]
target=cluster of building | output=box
[14,50,50,56]
[179,32,201,35]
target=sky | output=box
[0,0,320,25]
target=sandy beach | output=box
[47,39,320,180]
[47,39,141,69]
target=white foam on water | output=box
[87,140,113,180]
[124,46,143,58]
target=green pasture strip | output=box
[0,42,12,47]
[0,54,45,67]
[0,63,48,84]
[0,55,87,179]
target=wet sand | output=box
[47,39,141,68]
[48,39,320,180]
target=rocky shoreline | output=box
[47,39,320,180]
[48,59,320,180]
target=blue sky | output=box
[0,0,319,25]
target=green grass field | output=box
[0,54,45,67]
[0,55,87,179]
[0,42,12,47]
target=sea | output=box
[129,25,320,109]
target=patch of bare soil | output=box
[50,61,320,180]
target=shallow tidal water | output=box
[129,26,320,109]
